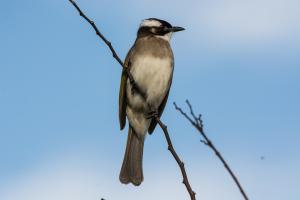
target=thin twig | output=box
[174,100,249,200]
[155,116,196,200]
[68,0,146,99]
[68,1,196,199]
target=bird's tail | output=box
[119,126,144,186]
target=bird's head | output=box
[137,18,184,41]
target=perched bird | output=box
[119,18,184,186]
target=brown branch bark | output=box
[68,1,196,200]
[174,100,249,200]
[155,117,196,200]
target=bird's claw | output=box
[146,110,159,119]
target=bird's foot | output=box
[146,109,159,119]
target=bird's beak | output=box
[170,26,185,32]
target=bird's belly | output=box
[127,56,173,111]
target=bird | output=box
[118,18,184,186]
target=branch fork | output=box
[174,100,249,200]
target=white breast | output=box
[127,56,173,110]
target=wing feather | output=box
[119,49,133,130]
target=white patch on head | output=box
[140,19,162,27]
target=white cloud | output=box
[123,0,300,45]
[190,0,300,44]
[1,150,300,200]
[0,157,103,200]
[0,152,242,200]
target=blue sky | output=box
[0,0,299,199]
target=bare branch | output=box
[68,1,196,199]
[155,116,196,200]
[174,100,249,200]
[68,0,146,99]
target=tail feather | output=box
[119,127,144,186]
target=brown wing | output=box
[119,49,133,130]
[148,88,171,134]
